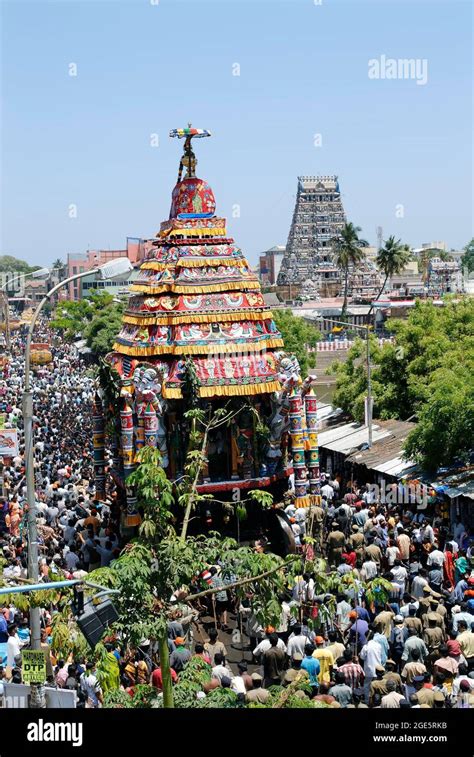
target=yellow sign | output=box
[21,650,47,684]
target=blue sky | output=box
[1,0,472,266]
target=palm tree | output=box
[369,236,411,314]
[331,222,368,317]
[51,258,66,277]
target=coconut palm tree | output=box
[331,222,368,317]
[369,236,411,314]
[51,258,66,277]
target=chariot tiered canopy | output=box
[111,126,284,399]
[103,128,320,525]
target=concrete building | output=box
[259,245,285,286]
[66,237,152,300]
[389,261,425,297]
[421,241,448,252]
[81,267,141,298]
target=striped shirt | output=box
[338,661,365,689]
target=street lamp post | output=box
[22,258,132,708]
[0,268,52,351]
[315,315,373,448]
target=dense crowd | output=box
[0,325,124,705]
[0,326,473,709]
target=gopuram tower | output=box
[277,176,346,298]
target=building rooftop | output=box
[263,245,285,254]
[263,292,283,307]
[319,418,417,478]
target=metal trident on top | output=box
[169,124,211,182]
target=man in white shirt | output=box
[360,639,383,679]
[427,547,445,568]
[80,662,102,707]
[391,561,408,595]
[362,485,376,505]
[287,625,308,659]
[276,599,291,636]
[400,600,419,618]
[386,541,400,567]
[360,638,382,702]
[411,571,429,599]
[231,667,248,695]
[321,482,334,502]
[253,634,287,659]
[452,606,474,634]
[420,521,435,545]
[211,653,233,683]
[6,624,21,667]
[361,558,378,582]
[336,596,352,632]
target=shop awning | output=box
[433,481,474,501]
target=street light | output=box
[0,268,54,350]
[314,315,373,448]
[22,257,133,708]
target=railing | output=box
[313,337,394,352]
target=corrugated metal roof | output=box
[263,293,283,307]
[318,422,390,454]
[372,456,418,476]
[318,422,365,446]
[317,402,334,422]
[345,420,415,467]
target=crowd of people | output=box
[0,324,125,705]
[145,478,474,709]
[243,479,474,708]
[0,324,473,710]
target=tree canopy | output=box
[272,308,320,375]
[50,289,124,354]
[462,238,474,274]
[331,298,474,471]
[0,255,40,273]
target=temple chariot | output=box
[95,128,321,542]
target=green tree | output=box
[50,289,124,354]
[0,255,40,273]
[330,335,381,422]
[51,258,66,277]
[369,236,411,314]
[84,301,124,355]
[127,446,174,543]
[93,412,303,708]
[462,238,474,274]
[330,222,368,317]
[272,309,320,375]
[50,298,96,339]
[404,363,474,471]
[331,298,474,471]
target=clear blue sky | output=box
[1,0,472,267]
